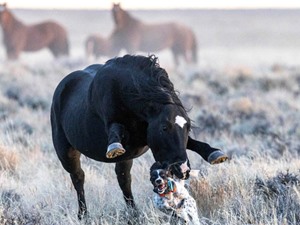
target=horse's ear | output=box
[0,2,7,8]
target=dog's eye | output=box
[160,174,167,179]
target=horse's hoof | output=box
[106,142,126,158]
[208,150,228,164]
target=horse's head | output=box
[112,3,128,28]
[0,3,8,24]
[147,104,191,180]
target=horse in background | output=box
[111,3,198,65]
[0,3,69,60]
[85,34,114,59]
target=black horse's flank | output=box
[51,55,227,219]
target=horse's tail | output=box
[191,33,198,64]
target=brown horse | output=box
[0,3,69,60]
[85,34,112,59]
[111,3,198,65]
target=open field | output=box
[0,9,300,224]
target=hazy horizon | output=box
[5,0,300,10]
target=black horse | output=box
[51,55,227,219]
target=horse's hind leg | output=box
[49,38,69,58]
[59,147,87,219]
[115,159,135,208]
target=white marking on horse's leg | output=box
[175,115,187,128]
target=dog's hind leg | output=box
[115,159,135,208]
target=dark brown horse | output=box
[0,3,69,60]
[111,3,198,65]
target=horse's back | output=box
[52,64,105,123]
[52,64,102,112]
[52,71,90,120]
[83,64,103,76]
[26,20,69,55]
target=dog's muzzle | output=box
[154,178,167,194]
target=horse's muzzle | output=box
[170,160,190,180]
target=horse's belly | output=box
[81,145,149,163]
[138,26,174,52]
[62,113,149,163]
[62,112,107,155]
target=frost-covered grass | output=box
[0,58,299,225]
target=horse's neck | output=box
[122,13,140,27]
[2,11,25,33]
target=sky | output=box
[5,0,300,10]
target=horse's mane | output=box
[113,5,140,27]
[105,55,185,112]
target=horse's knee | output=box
[107,123,125,142]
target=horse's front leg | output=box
[187,136,228,164]
[106,122,126,158]
[115,159,136,208]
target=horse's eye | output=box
[162,125,168,131]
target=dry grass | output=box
[0,146,19,172]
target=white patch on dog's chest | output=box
[175,115,187,128]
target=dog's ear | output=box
[166,170,173,177]
[161,162,169,170]
[160,162,173,177]
[150,161,162,172]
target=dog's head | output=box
[150,162,171,195]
